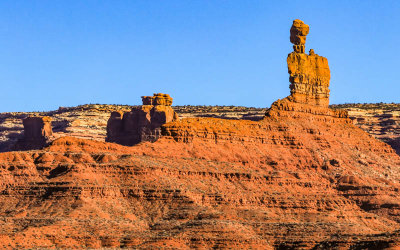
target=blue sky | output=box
[0,1,399,112]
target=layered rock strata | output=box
[3,104,400,155]
[14,116,53,150]
[106,93,179,145]
[0,127,399,248]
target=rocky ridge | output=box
[2,104,400,154]
[0,104,266,152]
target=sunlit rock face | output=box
[287,19,331,107]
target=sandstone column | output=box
[287,19,331,107]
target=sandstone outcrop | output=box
[106,93,179,145]
[287,19,331,107]
[290,19,309,53]
[14,116,53,150]
[142,93,173,106]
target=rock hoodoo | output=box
[286,19,330,107]
[14,116,53,150]
[106,93,179,145]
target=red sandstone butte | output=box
[0,19,399,249]
[106,93,179,145]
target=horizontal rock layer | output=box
[287,52,331,106]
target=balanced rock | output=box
[286,19,330,107]
[290,19,309,53]
[14,116,53,150]
[106,93,179,145]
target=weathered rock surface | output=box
[13,116,53,150]
[287,19,331,107]
[106,93,179,145]
[290,19,309,53]
[23,116,53,139]
[2,104,400,156]
[0,104,133,152]
[142,93,174,106]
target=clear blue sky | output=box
[0,1,399,112]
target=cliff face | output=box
[1,105,400,157]
[0,104,134,152]
[287,52,330,106]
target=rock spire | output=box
[287,19,330,107]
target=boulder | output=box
[290,19,309,53]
